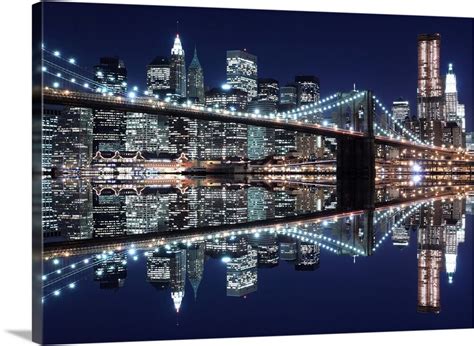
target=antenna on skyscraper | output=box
[176,20,179,34]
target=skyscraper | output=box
[94,57,127,95]
[93,57,128,152]
[295,75,320,107]
[186,243,205,300]
[170,34,186,97]
[247,78,279,160]
[226,246,258,297]
[53,107,93,170]
[146,56,172,96]
[170,249,187,312]
[276,85,298,157]
[226,50,258,101]
[187,47,205,102]
[94,251,127,289]
[417,224,443,313]
[417,33,443,121]
[257,78,279,103]
[125,112,160,152]
[279,85,298,108]
[392,98,410,121]
[444,63,465,131]
[204,86,248,159]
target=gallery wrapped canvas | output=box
[32,1,474,344]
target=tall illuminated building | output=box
[257,78,279,103]
[392,98,410,121]
[295,75,320,107]
[52,179,93,241]
[168,116,198,157]
[254,233,279,268]
[134,57,172,153]
[93,57,128,152]
[226,246,258,297]
[295,241,320,271]
[42,107,60,173]
[125,112,160,152]
[247,186,275,222]
[186,243,205,300]
[146,56,172,96]
[417,225,443,313]
[417,33,443,121]
[187,47,205,102]
[93,251,127,289]
[146,250,172,287]
[92,193,126,238]
[444,63,466,131]
[146,248,187,312]
[391,227,410,248]
[170,34,186,97]
[53,107,94,170]
[94,57,127,95]
[125,194,162,234]
[280,242,297,261]
[204,86,248,159]
[247,78,279,159]
[294,76,322,158]
[170,249,187,312]
[275,85,298,157]
[280,85,298,108]
[226,50,258,101]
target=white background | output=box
[0,0,472,345]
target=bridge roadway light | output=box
[53,82,59,88]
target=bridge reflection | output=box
[41,185,471,316]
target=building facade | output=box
[226,50,258,101]
[417,33,443,121]
[187,48,205,102]
[146,56,172,96]
[170,34,187,97]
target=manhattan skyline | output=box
[43,3,473,131]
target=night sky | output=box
[43,2,473,131]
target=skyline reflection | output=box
[42,177,472,325]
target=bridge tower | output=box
[336,90,375,211]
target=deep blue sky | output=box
[43,2,473,131]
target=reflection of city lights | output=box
[412,163,422,172]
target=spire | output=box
[189,46,202,69]
[172,290,184,313]
[171,33,184,56]
[445,63,457,93]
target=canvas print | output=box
[32,1,474,344]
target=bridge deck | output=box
[42,89,464,155]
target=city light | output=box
[221,256,231,263]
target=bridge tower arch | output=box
[336,90,375,211]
